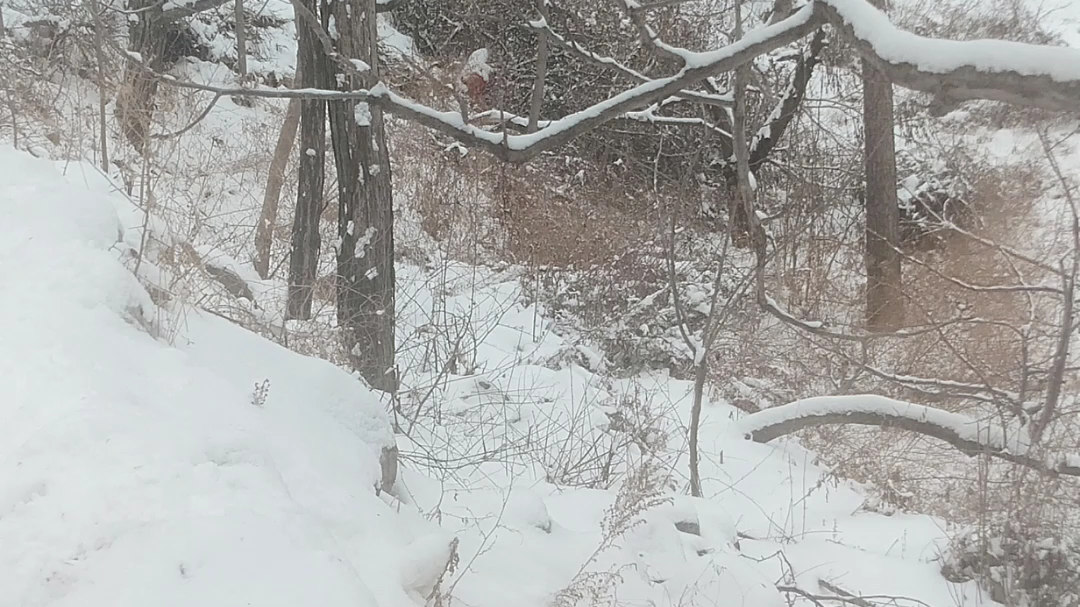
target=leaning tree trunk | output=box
[861,0,903,330]
[255,58,303,280]
[285,0,329,319]
[328,0,397,392]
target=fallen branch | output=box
[738,394,1080,477]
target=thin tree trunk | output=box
[328,0,397,392]
[527,0,549,133]
[254,65,302,279]
[91,0,109,170]
[286,0,328,319]
[862,0,903,330]
[234,0,247,79]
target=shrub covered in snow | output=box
[942,520,1080,607]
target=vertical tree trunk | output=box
[328,0,397,392]
[527,0,549,133]
[862,0,903,330]
[286,0,328,320]
[91,0,109,170]
[234,0,247,79]
[116,0,169,151]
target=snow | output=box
[461,48,492,81]
[5,0,1048,593]
[819,0,1080,81]
[0,147,411,607]
[0,138,1004,606]
[355,102,372,127]
[737,394,1029,454]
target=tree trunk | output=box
[861,0,903,330]
[234,0,247,79]
[285,0,328,320]
[254,65,302,279]
[116,0,169,151]
[328,0,397,392]
[91,0,110,170]
[527,0,550,133]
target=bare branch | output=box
[529,18,732,106]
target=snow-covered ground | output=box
[9,0,1080,604]
[0,144,998,606]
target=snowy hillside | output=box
[0,146,409,607]
[0,144,1000,606]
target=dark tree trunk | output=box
[861,0,903,330]
[328,0,397,392]
[286,0,329,320]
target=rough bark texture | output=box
[328,0,397,393]
[861,0,903,330]
[285,0,328,320]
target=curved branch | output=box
[817,0,1080,113]
[738,395,1080,477]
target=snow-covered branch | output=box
[134,0,1080,163]
[738,395,1080,477]
[816,0,1080,113]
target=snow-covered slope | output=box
[0,146,427,607]
[0,143,1001,607]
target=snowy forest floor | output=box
[3,1,1080,606]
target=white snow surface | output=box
[0,147,414,607]
[0,142,1001,607]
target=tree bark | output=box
[234,0,247,79]
[328,0,397,392]
[286,0,328,320]
[861,0,903,330]
[117,0,170,151]
[254,63,302,279]
[527,0,550,133]
[91,0,110,170]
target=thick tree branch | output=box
[739,395,1080,477]
[817,0,1080,113]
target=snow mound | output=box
[0,146,424,607]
